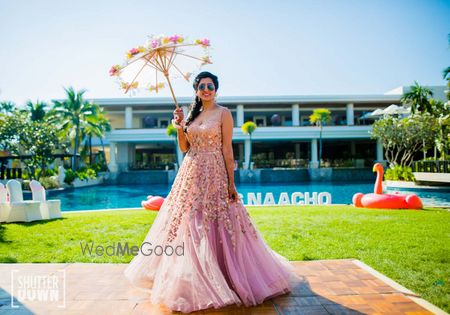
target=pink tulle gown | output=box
[124,106,294,313]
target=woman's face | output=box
[196,77,216,102]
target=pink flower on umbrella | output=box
[195,38,210,47]
[109,64,121,76]
[127,47,142,59]
[169,35,184,44]
[151,39,161,48]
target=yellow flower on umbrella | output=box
[149,82,165,92]
[120,81,138,92]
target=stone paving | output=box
[0,259,446,314]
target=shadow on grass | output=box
[3,217,66,227]
[0,217,67,244]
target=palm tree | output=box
[24,100,47,122]
[81,106,111,166]
[309,109,331,168]
[241,121,257,170]
[401,81,433,114]
[0,101,16,114]
[443,66,450,81]
[49,87,100,170]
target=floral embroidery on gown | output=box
[124,106,295,313]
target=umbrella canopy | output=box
[360,108,384,119]
[382,104,410,115]
[361,105,410,120]
[110,34,212,109]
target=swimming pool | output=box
[47,182,450,211]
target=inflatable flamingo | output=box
[141,195,165,211]
[353,163,423,209]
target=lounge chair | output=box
[0,183,9,222]
[5,180,42,222]
[29,180,62,220]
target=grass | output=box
[0,205,449,312]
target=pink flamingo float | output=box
[353,163,423,209]
[141,195,165,211]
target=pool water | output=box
[47,182,450,211]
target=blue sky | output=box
[0,0,449,105]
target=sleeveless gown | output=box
[124,106,294,313]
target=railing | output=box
[413,160,450,173]
[0,166,23,180]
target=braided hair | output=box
[185,71,219,127]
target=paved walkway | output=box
[0,259,446,315]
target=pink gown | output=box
[124,106,294,313]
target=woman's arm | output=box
[221,108,235,187]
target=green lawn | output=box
[0,206,449,312]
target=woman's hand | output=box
[173,107,184,124]
[228,183,240,203]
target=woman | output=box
[124,71,295,313]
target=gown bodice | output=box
[185,107,223,153]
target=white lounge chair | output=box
[29,180,62,220]
[6,180,42,222]
[0,183,10,222]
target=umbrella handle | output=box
[164,73,179,110]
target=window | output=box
[158,118,170,128]
[253,116,266,127]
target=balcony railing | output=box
[413,160,450,173]
[0,166,23,180]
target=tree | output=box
[0,109,63,179]
[241,121,257,170]
[0,101,16,114]
[23,100,47,122]
[309,108,331,168]
[401,81,433,114]
[371,114,438,167]
[80,105,111,166]
[20,121,60,179]
[48,87,100,170]
[0,111,26,154]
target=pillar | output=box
[108,142,118,172]
[292,104,300,126]
[244,138,251,169]
[346,103,354,126]
[376,139,384,162]
[237,104,244,127]
[350,141,356,156]
[238,143,244,162]
[310,139,319,168]
[116,143,130,171]
[295,143,301,159]
[125,106,133,128]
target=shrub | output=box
[38,176,60,189]
[63,169,77,184]
[385,165,415,181]
[75,168,97,181]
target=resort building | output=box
[88,86,447,174]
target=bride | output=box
[124,71,294,313]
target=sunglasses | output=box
[198,83,215,91]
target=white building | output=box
[87,85,446,173]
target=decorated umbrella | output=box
[109,34,212,115]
